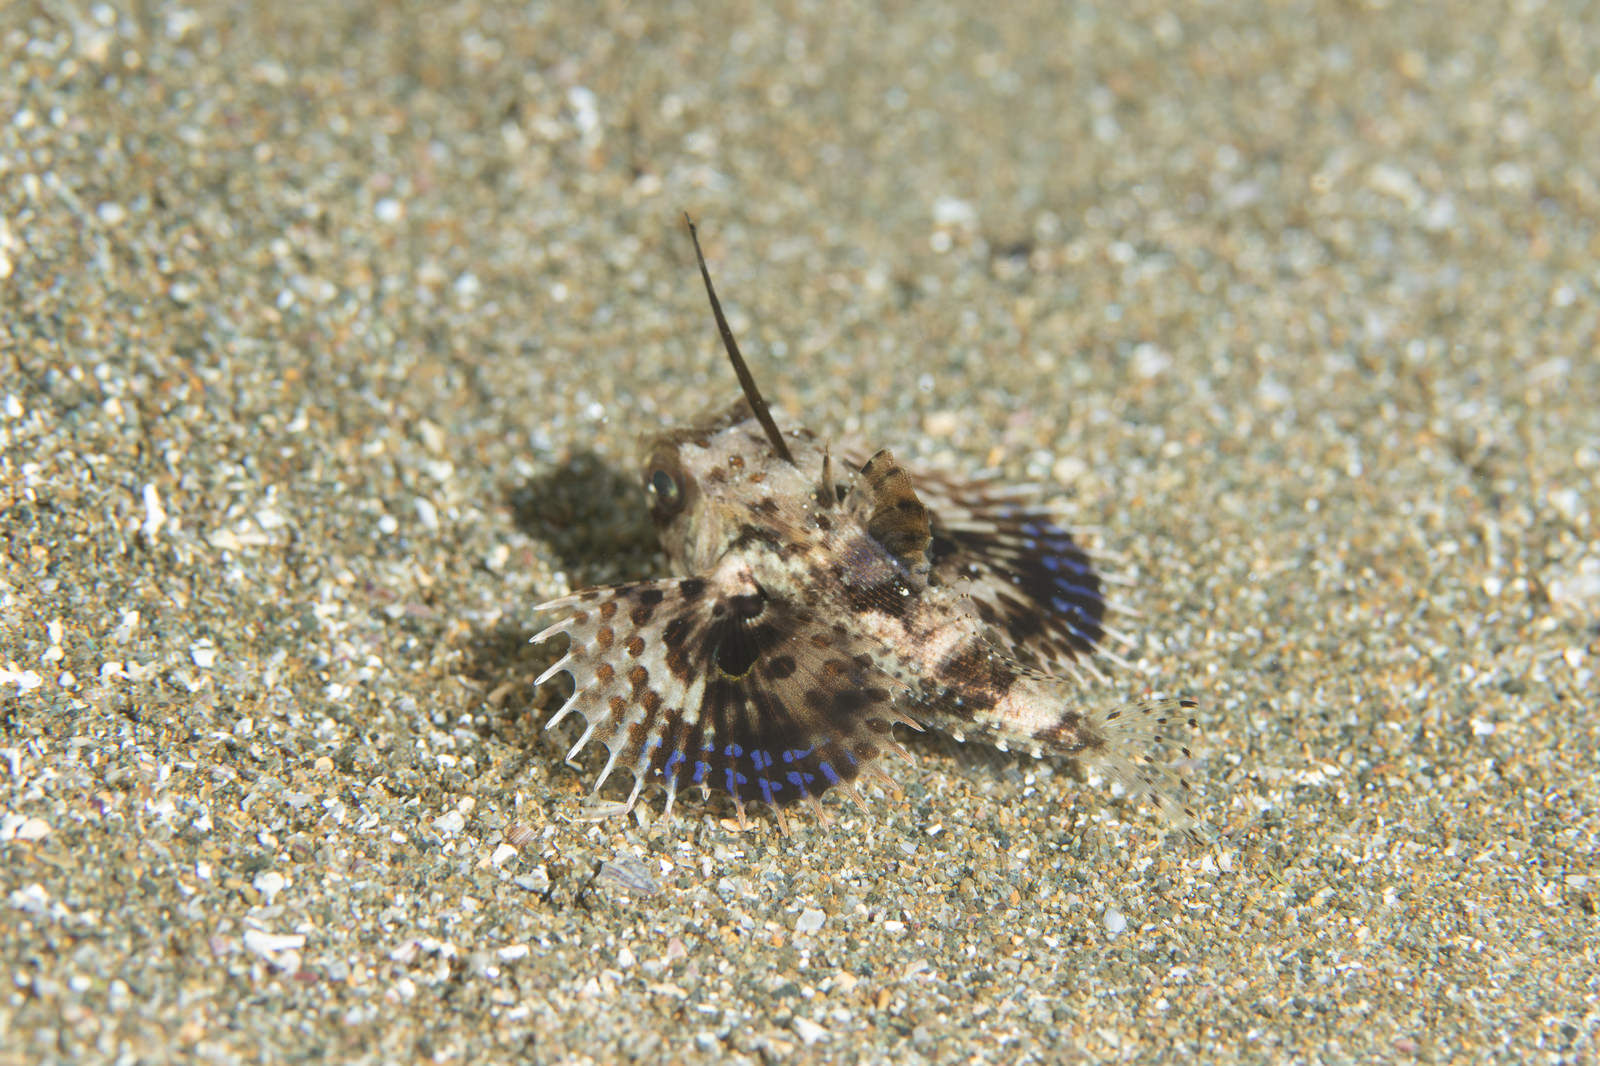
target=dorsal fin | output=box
[816,447,838,510]
[683,214,795,465]
[850,449,932,575]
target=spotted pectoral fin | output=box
[911,470,1113,677]
[844,448,932,576]
[531,571,917,823]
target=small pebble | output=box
[791,1017,829,1045]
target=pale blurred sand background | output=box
[3,2,1597,1063]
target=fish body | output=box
[532,220,1201,830]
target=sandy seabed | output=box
[2,3,1597,1063]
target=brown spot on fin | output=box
[851,449,932,575]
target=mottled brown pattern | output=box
[931,640,1018,715]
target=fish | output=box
[530,216,1202,833]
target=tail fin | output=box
[1080,696,1209,838]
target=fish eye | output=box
[647,468,684,513]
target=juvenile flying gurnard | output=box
[531,217,1201,832]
